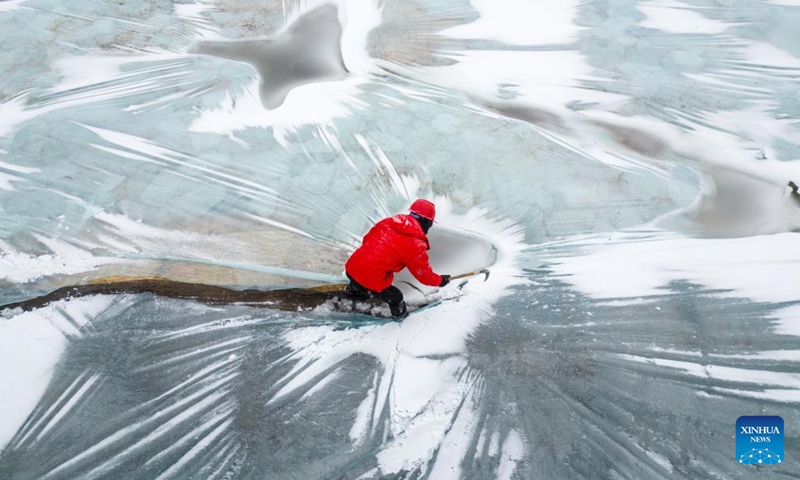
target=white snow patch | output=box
[335,0,383,75]
[0,296,115,450]
[0,0,29,13]
[744,41,800,69]
[0,159,39,175]
[49,50,187,95]
[496,430,525,480]
[0,314,67,450]
[349,371,379,444]
[28,373,102,444]
[546,231,800,304]
[442,0,582,46]
[620,354,800,391]
[596,298,659,307]
[426,388,480,479]
[189,77,369,146]
[637,0,734,34]
[0,51,187,137]
[374,365,477,476]
[711,387,800,403]
[155,418,233,478]
[299,369,340,401]
[51,55,140,94]
[488,430,501,456]
[174,1,222,40]
[692,102,800,162]
[0,150,36,191]
[0,171,20,191]
[0,236,121,283]
[390,357,463,422]
[773,305,800,337]
[474,426,487,456]
[644,449,674,473]
[0,95,37,138]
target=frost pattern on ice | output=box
[1,0,800,478]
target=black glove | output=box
[439,274,451,287]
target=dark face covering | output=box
[411,213,433,234]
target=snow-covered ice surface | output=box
[1,0,799,478]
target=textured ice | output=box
[1,0,800,479]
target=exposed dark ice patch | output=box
[190,4,348,110]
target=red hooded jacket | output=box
[345,214,443,292]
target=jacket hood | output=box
[387,214,430,248]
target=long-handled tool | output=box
[451,269,490,282]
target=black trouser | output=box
[346,273,406,317]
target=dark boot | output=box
[390,300,408,319]
[345,276,371,299]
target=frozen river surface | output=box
[1,0,799,478]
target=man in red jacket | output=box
[345,199,451,318]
